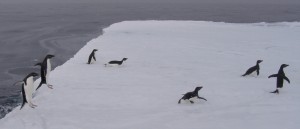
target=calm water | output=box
[0,2,300,118]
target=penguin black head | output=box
[46,54,55,59]
[281,64,289,68]
[257,60,263,64]
[194,86,203,92]
[93,49,98,52]
[122,58,128,61]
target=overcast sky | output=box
[1,0,300,4]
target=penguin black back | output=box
[242,60,263,76]
[87,49,98,64]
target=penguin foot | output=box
[190,100,194,104]
[270,89,279,94]
[29,103,37,108]
[47,84,53,89]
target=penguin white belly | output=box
[24,77,34,104]
[46,59,51,83]
[90,58,95,64]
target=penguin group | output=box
[241,60,290,94]
[16,54,55,109]
[178,60,291,104]
[86,49,128,66]
[15,47,292,109]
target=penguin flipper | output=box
[198,96,207,101]
[284,76,290,83]
[20,102,26,110]
[93,55,96,61]
[36,82,43,91]
[20,85,27,110]
[268,74,278,78]
[178,99,182,104]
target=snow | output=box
[1,21,300,129]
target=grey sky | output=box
[1,0,300,4]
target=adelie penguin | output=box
[105,58,127,67]
[178,87,207,104]
[87,49,98,64]
[35,62,49,90]
[242,60,263,77]
[269,64,290,94]
[20,72,39,109]
[35,54,55,90]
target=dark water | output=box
[0,1,300,119]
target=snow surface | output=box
[1,21,300,129]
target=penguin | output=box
[105,58,127,67]
[34,62,48,90]
[178,86,207,104]
[36,54,54,90]
[269,64,290,94]
[242,60,263,76]
[20,72,39,109]
[87,49,98,64]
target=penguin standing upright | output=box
[36,54,54,90]
[35,62,47,90]
[87,49,98,64]
[269,64,290,94]
[21,72,39,109]
[242,60,263,76]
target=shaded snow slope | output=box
[1,21,300,129]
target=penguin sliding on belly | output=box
[269,64,290,94]
[36,54,55,90]
[105,58,127,67]
[87,49,98,64]
[178,86,207,104]
[21,72,39,109]
[242,60,263,77]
